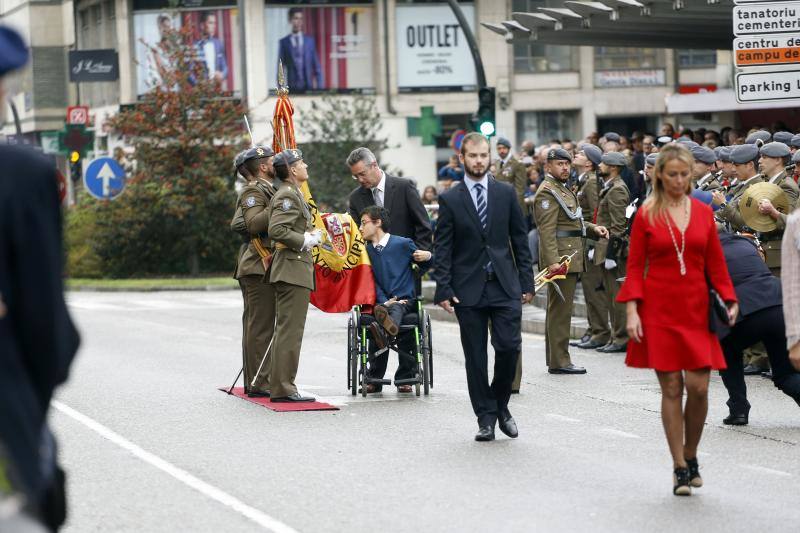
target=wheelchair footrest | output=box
[366,378,392,385]
[393,377,421,386]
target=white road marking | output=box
[545,413,581,423]
[739,464,792,477]
[52,401,299,533]
[599,428,641,440]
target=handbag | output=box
[707,282,729,334]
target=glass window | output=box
[512,0,578,73]
[517,110,578,145]
[677,49,716,68]
[594,47,665,70]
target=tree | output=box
[298,95,392,212]
[88,24,247,276]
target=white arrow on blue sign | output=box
[83,157,126,200]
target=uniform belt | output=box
[556,230,583,238]
[274,242,288,250]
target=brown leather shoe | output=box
[373,305,399,336]
[368,322,387,349]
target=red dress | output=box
[617,199,737,371]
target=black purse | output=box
[707,284,729,334]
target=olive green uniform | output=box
[717,174,765,232]
[760,170,800,275]
[694,172,722,192]
[593,176,630,346]
[268,182,316,399]
[533,175,599,369]
[235,179,277,394]
[577,170,610,345]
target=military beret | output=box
[645,153,657,167]
[677,139,699,149]
[241,145,275,166]
[273,148,303,168]
[581,144,602,166]
[773,131,793,145]
[496,137,511,149]
[790,134,800,148]
[0,26,28,76]
[604,132,620,143]
[547,148,572,162]
[691,146,717,165]
[233,150,248,169]
[717,146,732,163]
[793,151,800,164]
[759,141,790,158]
[601,151,627,167]
[745,130,771,145]
[730,143,759,164]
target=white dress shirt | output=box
[372,171,387,207]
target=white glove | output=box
[587,249,594,261]
[604,258,617,270]
[302,230,323,251]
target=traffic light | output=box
[69,150,82,182]
[471,87,496,138]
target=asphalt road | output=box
[53,290,800,533]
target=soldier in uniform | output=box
[495,137,529,391]
[533,148,608,374]
[593,152,631,353]
[754,142,800,276]
[230,149,252,392]
[268,149,322,402]
[234,146,277,397]
[713,144,764,232]
[691,146,721,191]
[643,153,657,198]
[573,144,611,350]
[745,130,771,145]
[790,134,800,157]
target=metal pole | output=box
[7,98,22,136]
[445,0,487,88]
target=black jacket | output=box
[433,177,534,307]
[348,174,432,251]
[720,232,782,319]
[0,146,79,501]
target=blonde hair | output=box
[642,143,694,224]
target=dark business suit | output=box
[0,146,79,518]
[348,174,433,251]
[434,177,534,427]
[718,233,800,416]
[277,33,323,91]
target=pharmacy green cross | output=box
[407,106,442,146]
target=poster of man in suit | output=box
[265,3,375,94]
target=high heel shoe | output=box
[673,467,691,496]
[686,458,702,488]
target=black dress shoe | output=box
[743,364,762,376]
[271,392,315,403]
[548,364,587,375]
[475,425,495,442]
[498,416,518,438]
[723,413,748,425]
[597,342,627,353]
[511,389,520,394]
[247,390,270,398]
[577,339,606,350]
[569,333,591,347]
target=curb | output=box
[67,283,239,292]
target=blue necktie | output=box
[474,183,487,230]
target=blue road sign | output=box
[84,157,126,200]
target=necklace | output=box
[665,197,689,276]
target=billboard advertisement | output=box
[133,1,242,98]
[395,3,477,92]
[265,1,375,94]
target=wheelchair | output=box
[346,299,433,398]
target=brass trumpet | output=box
[534,251,579,294]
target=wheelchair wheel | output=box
[349,310,359,396]
[360,326,369,398]
[424,312,433,391]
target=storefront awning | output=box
[482,0,734,50]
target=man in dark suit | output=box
[0,24,79,531]
[193,11,228,84]
[277,8,323,91]
[434,133,534,442]
[346,147,432,252]
[717,232,800,426]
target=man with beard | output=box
[434,133,533,441]
[534,148,608,374]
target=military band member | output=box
[691,146,721,192]
[495,137,528,213]
[715,146,736,189]
[773,131,793,147]
[754,142,800,276]
[268,149,321,403]
[593,152,631,353]
[533,148,608,374]
[790,134,800,156]
[643,153,656,198]
[573,144,611,350]
[745,130,771,145]
[235,146,277,397]
[713,144,764,232]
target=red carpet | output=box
[219,387,339,412]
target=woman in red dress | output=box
[617,144,739,496]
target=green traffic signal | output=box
[472,87,496,138]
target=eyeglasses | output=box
[352,161,377,180]
[359,219,375,227]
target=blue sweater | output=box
[366,235,421,303]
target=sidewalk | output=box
[421,281,589,339]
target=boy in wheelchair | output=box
[359,206,432,393]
